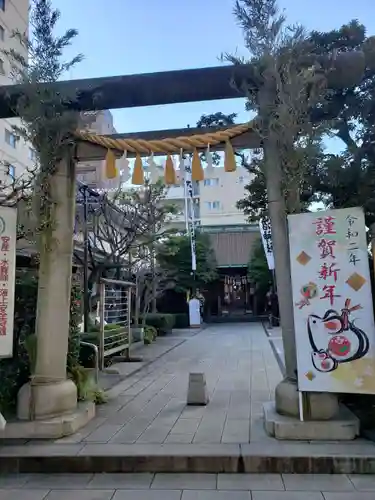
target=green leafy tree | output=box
[236,19,375,225]
[156,234,218,293]
[248,237,272,296]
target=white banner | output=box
[288,207,375,394]
[0,207,17,358]
[183,159,197,271]
[259,217,275,270]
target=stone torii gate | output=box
[1,53,373,438]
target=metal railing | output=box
[98,277,135,370]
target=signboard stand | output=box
[298,391,304,422]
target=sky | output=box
[52,0,374,149]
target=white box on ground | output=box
[189,298,201,328]
[187,372,209,405]
[0,412,6,431]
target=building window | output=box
[205,201,220,210]
[0,26,5,42]
[238,176,244,184]
[6,164,15,179]
[0,59,5,75]
[204,178,219,187]
[5,129,17,148]
[29,148,37,161]
[0,0,4,12]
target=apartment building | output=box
[0,0,34,186]
[165,164,252,228]
[76,110,128,192]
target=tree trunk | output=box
[286,179,301,214]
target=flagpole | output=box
[183,171,189,235]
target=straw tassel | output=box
[105,149,117,179]
[224,140,236,172]
[132,153,144,185]
[192,148,204,182]
[164,154,176,185]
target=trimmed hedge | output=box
[142,313,175,335]
[174,313,189,329]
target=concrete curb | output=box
[1,442,375,473]
[261,322,285,376]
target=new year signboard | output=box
[0,207,17,358]
[288,207,375,394]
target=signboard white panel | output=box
[0,207,17,358]
[288,207,375,394]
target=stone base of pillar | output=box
[275,378,339,420]
[1,401,95,440]
[0,379,96,439]
[17,379,78,421]
[264,401,359,440]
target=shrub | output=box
[0,270,38,414]
[174,313,189,329]
[142,313,175,335]
[144,325,157,345]
[0,270,92,414]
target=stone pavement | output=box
[3,323,375,474]
[99,331,192,391]
[0,472,375,499]
[60,323,281,445]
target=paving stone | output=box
[218,473,284,490]
[0,491,49,500]
[88,473,153,489]
[182,492,251,500]
[112,491,182,500]
[25,474,93,489]
[110,418,152,443]
[164,434,194,443]
[0,474,31,488]
[252,493,323,500]
[349,475,375,490]
[221,419,250,444]
[45,491,114,500]
[323,494,375,500]
[282,474,354,491]
[171,419,201,435]
[84,425,124,443]
[137,425,173,444]
[227,405,251,419]
[151,473,216,490]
